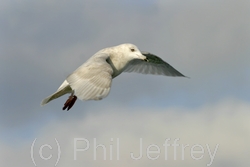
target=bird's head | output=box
[119,43,148,62]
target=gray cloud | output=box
[1,0,250,166]
[1,98,250,166]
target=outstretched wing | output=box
[66,53,113,101]
[124,52,186,77]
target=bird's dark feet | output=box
[62,95,77,111]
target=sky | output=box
[1,0,250,166]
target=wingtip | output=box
[40,97,50,106]
[182,74,190,79]
[40,101,46,107]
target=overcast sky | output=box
[1,0,250,166]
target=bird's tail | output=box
[41,80,72,106]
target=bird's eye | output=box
[130,48,135,52]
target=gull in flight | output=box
[41,43,186,110]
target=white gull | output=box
[41,43,186,110]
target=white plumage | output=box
[41,43,185,110]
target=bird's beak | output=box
[137,53,148,62]
[140,53,148,62]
